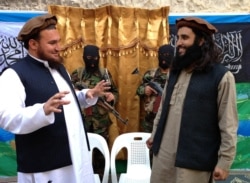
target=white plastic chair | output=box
[110,132,151,183]
[87,132,110,183]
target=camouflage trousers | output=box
[140,112,156,133]
[84,114,111,140]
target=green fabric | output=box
[0,142,17,176]
[231,136,250,169]
[115,160,127,173]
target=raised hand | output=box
[86,80,110,99]
[43,91,71,115]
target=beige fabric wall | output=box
[48,5,170,157]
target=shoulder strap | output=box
[76,67,85,83]
[99,68,105,76]
[151,68,158,79]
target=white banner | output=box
[0,22,27,74]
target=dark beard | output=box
[37,49,63,69]
[48,60,63,69]
[172,43,202,71]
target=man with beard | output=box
[136,44,174,132]
[71,45,118,177]
[0,14,110,183]
[146,17,238,183]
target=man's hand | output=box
[86,80,110,99]
[146,137,153,149]
[213,166,229,181]
[43,91,71,115]
[104,92,115,102]
[145,85,158,96]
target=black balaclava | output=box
[83,45,100,72]
[158,44,174,69]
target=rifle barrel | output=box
[99,98,128,125]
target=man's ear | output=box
[29,39,38,50]
[199,37,205,46]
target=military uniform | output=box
[71,67,118,140]
[136,68,168,132]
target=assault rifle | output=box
[131,68,163,96]
[98,97,128,125]
[74,74,128,125]
[101,68,128,125]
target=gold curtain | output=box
[48,5,170,158]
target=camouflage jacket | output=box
[71,67,118,116]
[136,68,168,113]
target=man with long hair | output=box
[147,17,238,183]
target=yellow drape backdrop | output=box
[48,4,170,158]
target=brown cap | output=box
[17,14,57,42]
[176,17,217,35]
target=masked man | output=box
[71,45,118,176]
[137,44,174,132]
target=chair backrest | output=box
[87,132,110,183]
[110,132,151,183]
